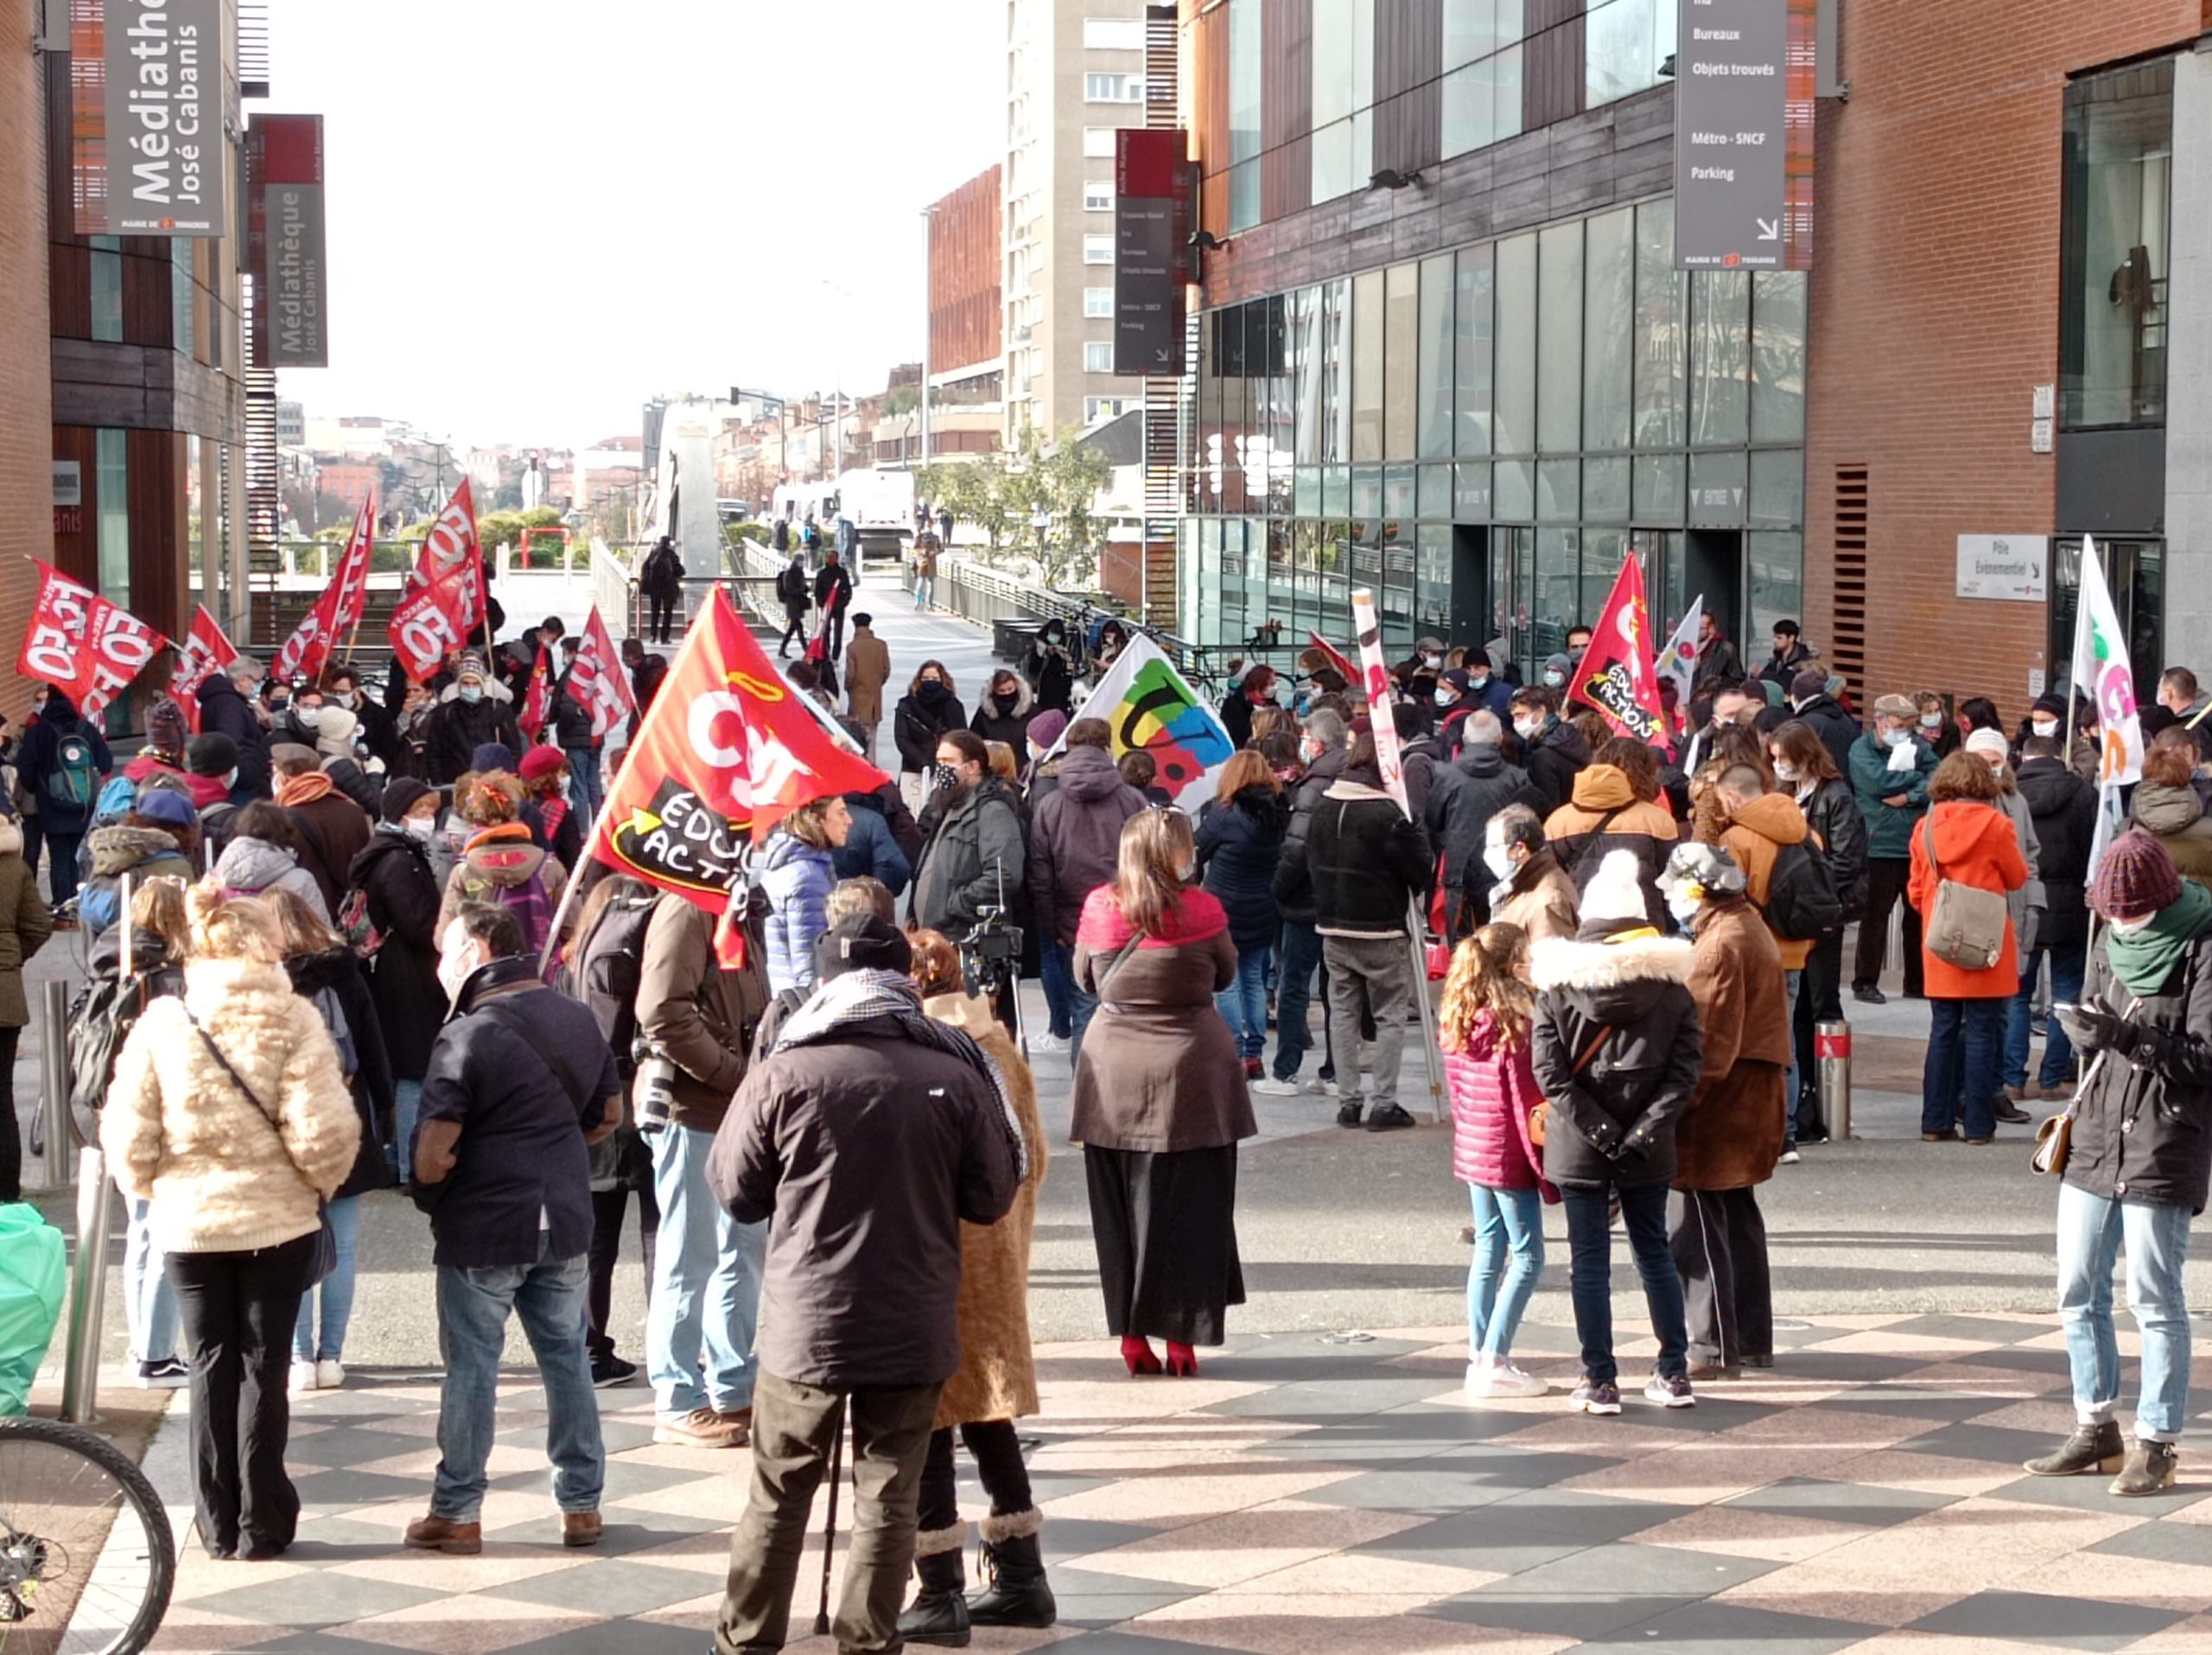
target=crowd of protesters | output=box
[3,583,2208,1655]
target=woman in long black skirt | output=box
[1071,808,1255,1377]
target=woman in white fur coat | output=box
[105,882,360,1563]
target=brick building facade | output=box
[0,1,54,724]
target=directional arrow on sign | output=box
[1756,218,1780,240]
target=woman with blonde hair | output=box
[105,882,359,1559]
[263,888,395,1391]
[437,772,569,959]
[1441,922,1555,1398]
[1194,748,1289,1075]
[1071,808,1254,1377]
[897,930,1056,1643]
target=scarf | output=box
[2107,879,2212,996]
[276,770,335,808]
[770,968,1029,1179]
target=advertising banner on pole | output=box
[72,0,227,236]
[1114,129,1188,377]
[246,114,329,369]
[1673,0,1815,271]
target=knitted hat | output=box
[134,788,196,829]
[1026,708,1068,749]
[518,746,567,781]
[1661,841,1748,898]
[2031,693,2067,720]
[1789,667,1828,701]
[814,913,912,980]
[1964,728,2010,761]
[1581,850,1649,925]
[2089,830,2183,921]
[1543,652,1571,680]
[315,705,359,754]
[146,697,189,755]
[186,731,238,778]
[455,652,488,684]
[1440,668,1471,692]
[381,777,435,824]
[471,742,517,774]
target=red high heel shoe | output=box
[1121,1335,1163,1376]
[1164,1341,1199,1378]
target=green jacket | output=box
[1847,733,1939,860]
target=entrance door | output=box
[1448,525,1491,650]
[1683,530,1745,649]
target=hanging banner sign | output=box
[1113,128,1189,377]
[247,114,329,369]
[1673,0,1815,271]
[73,0,228,236]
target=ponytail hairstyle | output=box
[1438,922,1535,1054]
[185,876,283,964]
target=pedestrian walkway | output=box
[142,1311,2212,1652]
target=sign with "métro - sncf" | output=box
[1114,128,1189,378]
[73,0,226,235]
[1673,0,1813,271]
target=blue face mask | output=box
[459,684,484,705]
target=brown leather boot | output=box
[562,1511,602,1548]
[403,1513,483,1555]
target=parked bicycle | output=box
[0,1414,174,1654]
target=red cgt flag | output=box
[273,494,375,684]
[171,605,239,731]
[1570,552,1669,746]
[588,587,887,960]
[518,644,553,741]
[564,605,636,740]
[16,560,169,716]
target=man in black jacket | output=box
[776,552,810,659]
[421,655,523,786]
[1756,620,1815,695]
[814,547,856,661]
[1508,685,1591,817]
[1262,708,1351,1095]
[194,655,272,801]
[1299,734,1432,1132]
[2010,735,2098,1098]
[1425,711,1540,939]
[1784,669,1861,780]
[706,917,1021,1655]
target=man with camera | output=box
[635,888,772,1448]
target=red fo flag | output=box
[1570,552,1669,746]
[1306,630,1359,685]
[273,495,375,684]
[518,645,553,740]
[16,561,170,716]
[564,605,636,740]
[409,479,487,633]
[171,605,239,731]
[588,587,887,948]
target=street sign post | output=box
[1674,0,1814,271]
[1114,129,1187,378]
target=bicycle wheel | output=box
[0,1415,175,1655]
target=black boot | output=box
[968,1510,1055,1628]
[2024,1419,2125,1477]
[2112,1439,2179,1497]
[898,1531,971,1647]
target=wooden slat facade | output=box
[1372,0,1440,178]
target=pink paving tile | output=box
[146,1603,299,1650]
[1044,1464,1365,1525]
[1714,1404,1922,1450]
[1031,1378,1273,1423]
[1828,1636,2075,1655]
[636,1591,723,1633]
[1817,1448,2031,1500]
[164,1556,310,1604]
[352,1441,546,1482]
[334,1595,601,1655]
[1138,1609,1577,1655]
[2004,1549,2212,1611]
[1484,1415,1684,1455]
[1071,1499,1427,1587]
[2123,1613,2212,1651]
[1557,1437,1856,1505]
[1634,1503,1868,1564]
[1900,1360,2065,1397]
[326,1544,592,1593]
[1221,1550,1500,1600]
[1969,1397,2080,1435]
[1813,1331,1996,1357]
[1716,1587,1973,1630]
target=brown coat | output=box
[925,990,1046,1427]
[844,626,891,725]
[0,818,54,1028]
[1674,897,1789,1191]
[1719,791,1816,971]
[1070,887,1256,1152]
[1492,849,1580,944]
[637,894,768,1133]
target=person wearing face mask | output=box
[1767,722,1866,1145]
[194,654,274,801]
[188,731,245,859]
[1847,694,1941,1004]
[1656,843,1787,1379]
[422,656,523,786]
[1020,620,1075,715]
[1710,765,1822,1162]
[1783,669,1861,779]
[347,779,450,1183]
[1965,730,2046,1116]
[323,665,399,770]
[1262,709,1353,1093]
[1564,627,1592,671]
[912,730,1029,954]
[1218,664,1279,751]
[1540,652,1573,698]
[2007,734,2097,1104]
[1485,805,1582,945]
[2026,831,2212,1498]
[1506,685,1592,818]
[2151,666,2212,764]
[315,704,387,817]
[971,669,1038,751]
[1913,691,1961,760]
[894,662,967,816]
[1427,712,1541,939]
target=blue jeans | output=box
[1780,968,1802,1144]
[1214,945,1272,1060]
[432,1241,604,1519]
[1923,996,2007,1137]
[1273,920,1325,1081]
[125,1197,177,1365]
[2005,941,2087,1090]
[2055,1181,2193,1442]
[392,1079,424,1186]
[563,746,604,824]
[913,572,934,608]
[1039,936,1095,1046]
[1561,1181,1688,1385]
[1468,1183,1545,1361]
[293,1195,360,1362]
[646,1123,767,1418]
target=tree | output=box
[1029,423,1112,590]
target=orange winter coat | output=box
[1719,792,1816,971]
[1906,799,2030,1001]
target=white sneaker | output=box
[1778,1148,1802,1165]
[1027,1031,1070,1055]
[1251,1077,1305,1097]
[315,1359,346,1390]
[289,1359,318,1395]
[1465,1358,1548,1399]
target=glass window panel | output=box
[1229,161,1261,232]
[1454,461,1492,521]
[1750,449,1804,529]
[1585,455,1630,523]
[1443,0,1489,72]
[1383,464,1417,522]
[1417,254,1455,459]
[2061,62,2173,429]
[1491,46,1523,144]
[1320,279,1352,464]
[1583,207,1635,452]
[1323,464,1351,515]
[1749,532,1805,642]
[1494,234,1536,455]
[1291,288,1320,464]
[1688,449,1748,525]
[1454,245,1495,456]
[1633,200,1687,448]
[1537,221,1583,454]
[1689,271,1751,447]
[1314,0,1357,125]
[1419,463,1453,520]
[1440,61,1491,157]
[1582,530,1627,624]
[1230,0,1263,164]
[1537,459,1580,522]
[97,428,130,607]
[1351,105,1373,188]
[1751,272,1808,443]
[1295,466,1322,517]
[1632,453,1685,524]
[1384,262,1419,459]
[1352,270,1386,461]
[90,236,122,343]
[1494,457,1535,522]
[1351,465,1383,525]
[1312,118,1352,204]
[1535,528,1583,648]
[1416,525,1453,636]
[172,239,195,359]
[1586,0,1660,109]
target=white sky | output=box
[270,0,1003,449]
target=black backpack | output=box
[1758,837,1846,940]
[67,962,184,1130]
[566,878,660,1076]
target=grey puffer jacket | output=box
[1024,747,1142,944]
[914,777,1028,941]
[1426,745,1540,893]
[214,834,329,921]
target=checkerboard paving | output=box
[143,1314,2212,1653]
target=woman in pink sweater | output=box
[1441,922,1557,1399]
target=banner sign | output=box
[565,606,637,740]
[1351,590,1411,819]
[1113,128,1189,377]
[72,0,226,236]
[389,479,488,680]
[16,561,169,716]
[1572,553,1669,745]
[273,495,373,684]
[1035,635,1233,807]
[171,603,238,730]
[247,114,329,369]
[1673,0,1815,271]
[518,645,552,740]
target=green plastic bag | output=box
[0,1202,67,1416]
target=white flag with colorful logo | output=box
[1037,634,1234,809]
[2069,536,2143,789]
[1659,596,1704,728]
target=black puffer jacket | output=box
[1798,775,1870,920]
[287,945,397,1200]
[1272,745,1351,928]
[1789,693,1862,781]
[1426,745,1540,894]
[1521,717,1592,818]
[1529,929,1703,1188]
[1195,785,1289,954]
[194,676,270,799]
[348,828,447,1080]
[893,681,966,775]
[2069,926,2212,1214]
[1300,775,1432,939]
[2016,757,2097,953]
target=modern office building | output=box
[1005,0,1157,444]
[1174,0,2212,705]
[924,164,1007,460]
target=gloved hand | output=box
[2055,998,2130,1058]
